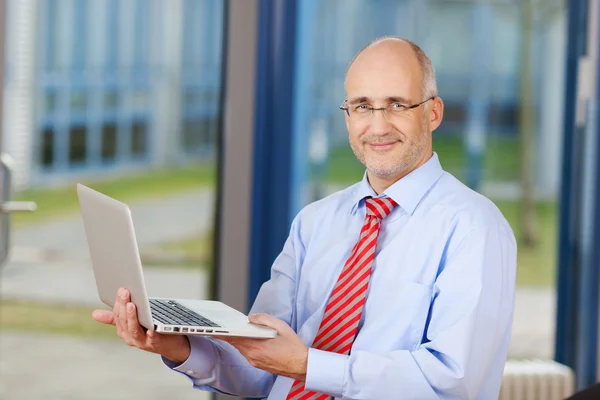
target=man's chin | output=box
[366,165,405,180]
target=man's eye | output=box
[354,105,370,113]
[390,103,406,110]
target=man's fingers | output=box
[113,292,124,335]
[114,288,130,337]
[126,302,145,343]
[92,309,115,325]
[118,289,128,328]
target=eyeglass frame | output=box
[339,96,436,119]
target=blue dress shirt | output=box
[165,152,517,399]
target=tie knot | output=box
[365,197,397,219]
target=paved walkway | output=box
[10,189,214,262]
[0,332,210,400]
[0,260,209,306]
[510,287,555,359]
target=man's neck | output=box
[367,152,433,194]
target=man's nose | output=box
[368,109,393,135]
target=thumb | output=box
[248,313,287,332]
[92,309,115,325]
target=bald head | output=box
[345,37,437,101]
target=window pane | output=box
[103,91,118,109]
[131,90,148,111]
[105,0,118,73]
[41,128,54,167]
[69,126,86,163]
[44,0,59,72]
[44,92,58,114]
[72,0,87,71]
[133,0,149,71]
[182,118,217,154]
[70,91,87,112]
[5,0,223,398]
[290,0,565,365]
[101,123,117,161]
[182,120,203,149]
[131,122,146,155]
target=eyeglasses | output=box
[339,97,435,120]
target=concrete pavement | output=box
[0,332,211,400]
[11,189,215,262]
[0,260,209,306]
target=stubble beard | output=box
[350,118,430,180]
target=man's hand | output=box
[92,288,191,364]
[219,313,308,382]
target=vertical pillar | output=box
[465,1,492,190]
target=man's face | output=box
[344,42,433,180]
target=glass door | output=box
[0,1,224,398]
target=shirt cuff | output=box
[162,336,218,382]
[304,348,347,397]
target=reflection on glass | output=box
[292,0,565,362]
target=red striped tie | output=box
[286,197,397,400]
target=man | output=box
[93,36,516,399]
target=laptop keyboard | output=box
[149,299,221,327]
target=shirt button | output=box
[186,370,194,375]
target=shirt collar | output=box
[350,152,444,216]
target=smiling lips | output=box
[368,141,397,150]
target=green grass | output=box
[0,300,116,338]
[325,135,520,185]
[496,201,558,288]
[12,162,215,228]
[435,135,520,182]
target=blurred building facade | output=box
[2,0,223,189]
[2,0,564,195]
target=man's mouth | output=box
[368,141,397,150]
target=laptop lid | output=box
[77,183,155,330]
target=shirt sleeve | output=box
[162,214,304,397]
[304,225,517,399]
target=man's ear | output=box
[428,97,444,132]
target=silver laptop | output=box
[77,183,276,339]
